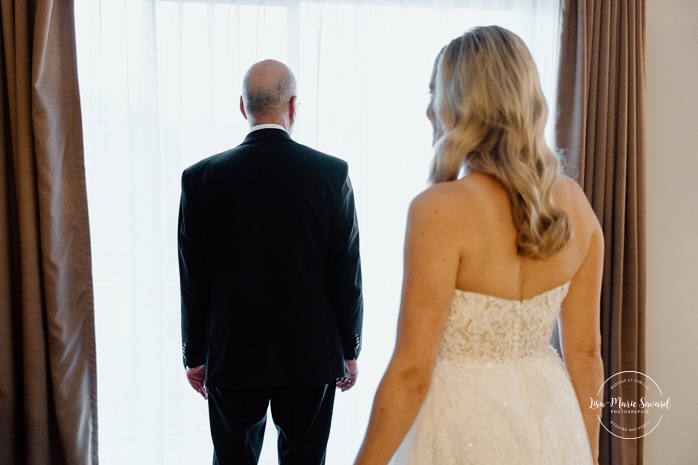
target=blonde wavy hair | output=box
[430,26,571,258]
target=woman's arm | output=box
[559,214,605,464]
[354,191,462,465]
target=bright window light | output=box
[74,1,561,463]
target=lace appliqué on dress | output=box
[440,283,569,363]
[391,282,594,465]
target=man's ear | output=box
[289,95,298,123]
[240,96,248,120]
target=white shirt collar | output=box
[249,123,287,133]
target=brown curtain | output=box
[0,1,98,464]
[556,1,646,464]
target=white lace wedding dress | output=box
[391,282,593,465]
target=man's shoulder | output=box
[181,147,237,180]
[290,141,348,174]
[182,138,348,181]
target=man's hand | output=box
[336,359,358,392]
[186,365,208,399]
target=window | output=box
[74,1,561,463]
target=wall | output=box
[645,0,698,463]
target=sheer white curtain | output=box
[74,1,561,463]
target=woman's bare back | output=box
[426,171,597,301]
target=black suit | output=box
[178,128,363,464]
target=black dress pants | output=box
[208,383,336,465]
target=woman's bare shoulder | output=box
[407,183,460,230]
[555,174,583,196]
[408,174,506,243]
[555,175,602,237]
[409,176,488,217]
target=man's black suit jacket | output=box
[178,128,363,389]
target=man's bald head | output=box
[241,60,297,125]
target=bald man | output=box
[178,60,363,464]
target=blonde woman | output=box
[355,26,603,465]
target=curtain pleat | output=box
[0,1,98,464]
[556,1,646,464]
